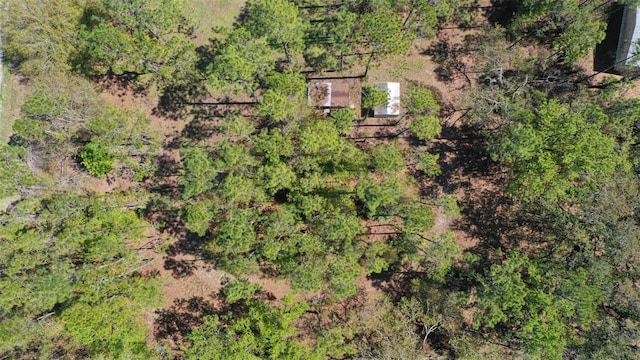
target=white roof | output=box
[374,82,400,117]
[617,6,640,68]
[307,82,332,107]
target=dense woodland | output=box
[2,0,640,358]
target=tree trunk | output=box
[283,42,291,63]
[402,1,417,30]
[364,51,376,77]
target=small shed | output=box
[331,82,351,108]
[308,82,332,108]
[615,6,640,72]
[308,81,352,112]
[374,82,401,117]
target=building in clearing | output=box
[373,82,401,118]
[615,6,640,73]
[308,81,351,113]
[308,82,332,109]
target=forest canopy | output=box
[2,0,640,359]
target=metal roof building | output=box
[373,82,401,117]
[616,6,640,72]
[308,81,352,113]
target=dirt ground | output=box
[185,0,247,45]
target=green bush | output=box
[371,143,406,174]
[410,116,441,141]
[329,107,357,134]
[362,85,388,110]
[405,83,440,115]
[79,142,114,177]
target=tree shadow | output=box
[154,296,216,346]
[181,116,219,143]
[455,187,515,256]
[427,122,499,195]
[179,101,260,143]
[164,134,183,151]
[163,257,199,279]
[141,197,182,237]
[484,0,518,28]
[163,231,213,278]
[154,80,215,121]
[593,4,624,73]
[409,112,521,270]
[141,147,182,207]
[423,37,470,83]
[351,125,405,141]
[154,86,195,121]
[139,196,210,279]
[154,286,277,351]
[367,271,420,301]
[94,73,147,96]
[438,122,516,256]
[594,3,624,73]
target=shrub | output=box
[405,83,440,115]
[410,116,442,141]
[79,142,114,177]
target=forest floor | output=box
[0,71,28,145]
[186,0,246,45]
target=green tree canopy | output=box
[1,0,83,77]
[242,0,306,60]
[487,98,628,203]
[405,83,440,116]
[371,142,406,175]
[179,108,434,298]
[409,116,441,141]
[82,106,159,180]
[329,108,357,135]
[185,284,316,360]
[79,141,114,176]
[474,252,601,358]
[258,70,308,122]
[400,0,475,37]
[206,28,276,94]
[0,145,41,198]
[362,85,389,111]
[304,8,357,70]
[357,7,414,58]
[511,0,607,63]
[76,0,195,79]
[0,192,161,358]
[181,146,218,200]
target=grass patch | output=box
[185,0,246,44]
[0,66,27,145]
